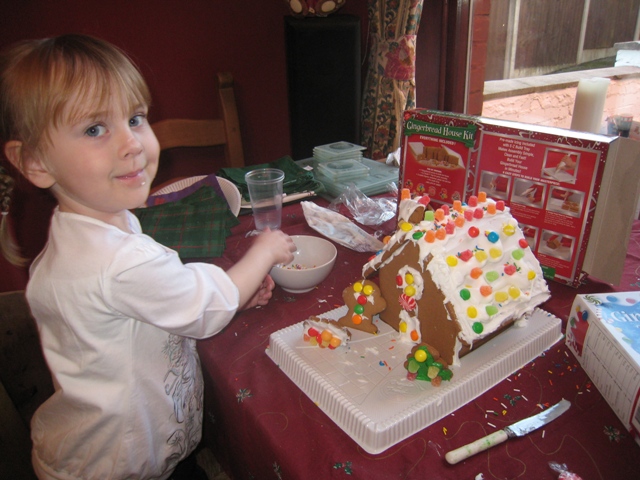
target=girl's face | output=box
[36,91,159,228]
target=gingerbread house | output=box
[360,192,550,366]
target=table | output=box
[197,199,640,480]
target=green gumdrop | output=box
[486,305,498,316]
[424,210,435,221]
[512,248,524,260]
[407,358,420,374]
[485,271,499,282]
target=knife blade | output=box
[445,399,571,465]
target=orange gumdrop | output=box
[454,216,465,228]
[478,191,487,202]
[435,229,446,240]
[425,230,436,243]
[480,285,493,297]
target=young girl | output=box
[0,34,296,479]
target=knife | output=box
[445,398,571,464]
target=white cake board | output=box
[266,307,562,454]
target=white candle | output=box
[570,77,610,134]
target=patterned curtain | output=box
[361,0,424,160]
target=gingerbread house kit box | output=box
[399,109,640,287]
[565,292,640,445]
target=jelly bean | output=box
[329,337,342,348]
[435,229,446,240]
[472,321,484,334]
[503,224,515,236]
[425,230,436,243]
[486,231,499,243]
[473,208,484,219]
[454,216,465,228]
[405,285,416,297]
[486,305,498,316]
[399,321,407,333]
[410,330,419,342]
[464,209,474,221]
[321,329,333,342]
[363,284,374,296]
[418,195,431,206]
[400,221,412,232]
[401,188,411,200]
[414,349,427,362]
[446,255,458,267]
[527,270,536,280]
[487,203,496,214]
[489,247,502,259]
[478,192,487,202]
[480,285,493,296]
[413,231,424,240]
[357,295,367,305]
[509,286,521,298]
[467,306,478,318]
[496,200,505,211]
[475,250,488,262]
[504,264,517,275]
[470,267,483,279]
[435,208,445,221]
[518,238,529,249]
[468,196,478,207]
[353,282,363,292]
[485,271,499,282]
[354,304,364,315]
[424,210,435,222]
[468,226,480,238]
[396,275,403,286]
[495,291,508,303]
[460,288,471,300]
[445,222,455,234]
[458,249,473,262]
[352,314,362,325]
[453,200,462,212]
[308,327,320,337]
[512,249,524,260]
[405,273,414,284]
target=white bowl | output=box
[270,235,337,293]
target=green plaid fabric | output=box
[218,155,323,201]
[133,186,239,259]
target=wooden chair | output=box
[151,71,245,175]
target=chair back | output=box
[151,72,245,169]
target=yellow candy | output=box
[400,222,413,232]
[405,273,414,285]
[414,349,427,362]
[467,306,478,318]
[495,291,508,303]
[405,285,416,297]
[528,270,536,280]
[399,321,408,333]
[353,282,363,292]
[446,255,458,267]
[363,284,373,296]
[489,247,502,259]
[509,286,521,299]
[475,250,488,262]
[503,224,516,236]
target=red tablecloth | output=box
[197,201,640,480]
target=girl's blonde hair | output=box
[0,34,153,266]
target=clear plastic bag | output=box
[301,201,384,252]
[328,182,397,226]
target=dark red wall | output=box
[0,1,368,292]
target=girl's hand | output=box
[252,229,296,266]
[240,274,275,310]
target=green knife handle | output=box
[445,429,509,464]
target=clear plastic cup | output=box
[245,168,285,230]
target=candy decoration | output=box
[489,247,502,259]
[399,321,407,332]
[464,209,474,221]
[413,231,424,240]
[435,209,445,221]
[453,200,462,212]
[400,221,412,232]
[478,192,487,202]
[352,314,362,324]
[354,304,364,315]
[363,284,374,296]
[528,270,536,280]
[467,306,478,318]
[446,255,458,267]
[435,229,446,240]
[487,203,496,214]
[485,271,499,282]
[383,235,391,245]
[509,286,521,298]
[308,327,320,337]
[495,291,508,303]
[357,295,367,305]
[399,293,416,311]
[472,321,484,333]
[518,238,529,249]
[473,208,484,219]
[445,222,455,234]
[504,264,517,275]
[404,285,416,297]
[468,195,478,207]
[458,249,473,262]
[424,210,435,222]
[396,275,403,286]
[486,305,498,316]
[454,216,465,228]
[486,231,499,243]
[468,226,480,238]
[480,285,493,296]
[512,249,524,260]
[353,282,363,293]
[414,349,427,362]
[470,267,483,279]
[425,230,436,243]
[442,205,450,215]
[460,288,471,300]
[405,273,414,284]
[475,250,488,262]
[329,337,342,348]
[496,200,505,211]
[401,188,411,200]
[418,195,431,206]
[410,330,420,341]
[503,224,515,236]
